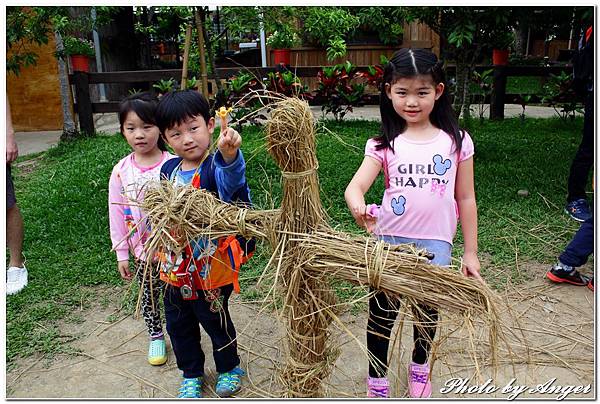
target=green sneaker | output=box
[178,377,202,398]
[148,338,167,366]
[215,367,245,397]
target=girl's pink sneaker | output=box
[367,376,390,398]
[408,361,432,398]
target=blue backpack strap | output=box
[199,154,218,194]
[160,157,183,181]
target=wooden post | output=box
[181,24,193,90]
[490,66,507,120]
[72,71,94,135]
[194,7,209,98]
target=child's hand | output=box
[217,127,241,164]
[118,260,133,281]
[461,252,483,283]
[350,204,377,233]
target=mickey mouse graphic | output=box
[431,154,452,197]
[391,195,406,216]
[432,154,451,175]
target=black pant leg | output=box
[367,289,401,378]
[567,91,594,202]
[164,286,205,378]
[411,304,439,365]
[193,284,240,374]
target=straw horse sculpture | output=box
[141,97,501,397]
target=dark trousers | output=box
[367,290,438,378]
[567,91,594,202]
[164,283,240,378]
[559,216,594,268]
[7,165,16,209]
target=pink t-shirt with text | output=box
[365,130,474,244]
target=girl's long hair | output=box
[375,48,463,155]
[119,91,167,151]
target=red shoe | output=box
[588,278,594,291]
[546,264,590,286]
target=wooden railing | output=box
[485,65,572,119]
[70,64,572,135]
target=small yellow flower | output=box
[216,106,233,120]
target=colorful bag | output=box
[157,155,255,297]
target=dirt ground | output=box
[6,263,595,399]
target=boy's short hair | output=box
[155,89,211,135]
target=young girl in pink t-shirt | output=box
[345,48,482,398]
[108,92,173,366]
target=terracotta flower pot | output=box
[70,54,90,72]
[273,49,291,66]
[492,49,509,66]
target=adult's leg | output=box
[559,216,594,268]
[567,91,594,203]
[164,286,205,378]
[6,165,24,268]
[194,284,240,374]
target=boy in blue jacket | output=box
[156,90,253,398]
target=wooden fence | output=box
[70,65,572,135]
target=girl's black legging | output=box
[367,289,438,378]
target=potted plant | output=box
[490,31,514,65]
[266,25,298,66]
[63,36,95,72]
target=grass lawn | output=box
[7,116,589,366]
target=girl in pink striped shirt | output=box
[345,48,482,398]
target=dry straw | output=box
[140,96,505,397]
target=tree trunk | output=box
[54,31,80,141]
[200,7,223,94]
[194,7,209,98]
[514,26,528,56]
[453,52,469,119]
[141,7,153,69]
[462,64,472,122]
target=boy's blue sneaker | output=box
[565,199,592,222]
[215,367,245,397]
[178,377,202,398]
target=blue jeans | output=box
[378,235,452,266]
[367,236,452,377]
[559,216,594,268]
